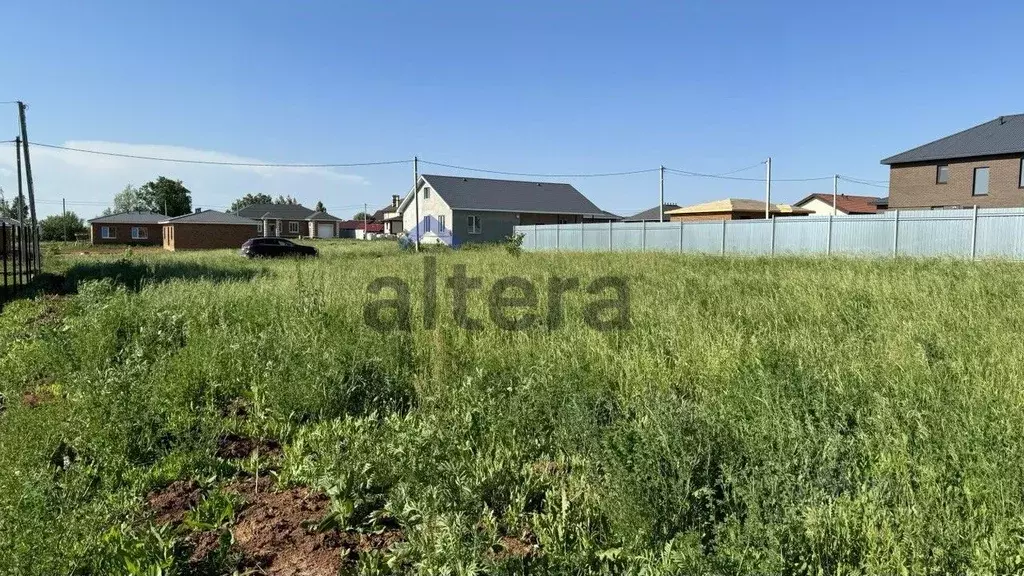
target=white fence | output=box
[514,208,1024,260]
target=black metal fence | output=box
[1,220,41,303]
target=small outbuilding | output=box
[160,209,259,251]
[665,198,811,222]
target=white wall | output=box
[799,197,847,216]
[402,181,453,237]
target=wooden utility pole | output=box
[363,202,367,240]
[62,198,67,241]
[764,157,772,219]
[16,102,37,229]
[659,165,665,222]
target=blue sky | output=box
[1,0,1022,219]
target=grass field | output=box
[2,240,1024,575]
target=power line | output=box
[418,159,659,178]
[665,166,833,182]
[28,142,413,168]
[839,176,889,189]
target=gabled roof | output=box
[794,193,883,214]
[305,211,341,221]
[87,210,168,224]
[624,204,681,222]
[665,198,811,215]
[881,115,1024,165]
[407,174,607,216]
[235,203,315,220]
[160,210,259,225]
[337,220,384,232]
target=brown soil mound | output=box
[492,531,539,561]
[215,433,282,460]
[146,480,201,526]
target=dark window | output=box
[936,164,949,184]
[973,167,990,196]
[1020,158,1024,188]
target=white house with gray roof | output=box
[397,174,616,245]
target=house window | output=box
[936,164,949,184]
[467,215,481,234]
[1019,158,1024,188]
[101,226,115,239]
[131,227,148,240]
[288,221,299,233]
[256,222,263,233]
[973,167,990,196]
[424,217,431,233]
[423,186,430,199]
[438,215,445,231]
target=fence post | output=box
[608,220,613,251]
[2,223,7,298]
[555,224,560,251]
[770,216,776,256]
[970,205,979,260]
[580,223,584,251]
[721,219,727,256]
[826,214,833,256]
[678,222,683,253]
[533,225,538,250]
[892,209,900,259]
[641,220,646,252]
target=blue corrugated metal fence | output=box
[514,208,1024,260]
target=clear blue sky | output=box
[2,0,1022,218]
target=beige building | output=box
[664,198,810,222]
[882,115,1024,209]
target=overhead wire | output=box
[417,159,659,178]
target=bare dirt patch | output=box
[491,531,539,561]
[22,387,56,408]
[146,480,201,526]
[148,477,403,575]
[216,432,282,460]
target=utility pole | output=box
[833,174,839,215]
[62,198,67,241]
[659,165,665,222]
[14,136,24,224]
[363,202,367,240]
[764,157,772,219]
[413,156,420,252]
[16,102,37,229]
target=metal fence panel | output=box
[774,217,829,255]
[514,207,1024,261]
[725,220,772,255]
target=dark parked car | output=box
[240,237,318,258]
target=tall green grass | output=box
[2,240,1024,574]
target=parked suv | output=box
[240,237,318,258]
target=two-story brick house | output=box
[882,115,1024,209]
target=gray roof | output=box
[882,115,1024,165]
[87,210,167,224]
[160,210,258,225]
[418,174,606,215]
[624,204,680,222]
[235,203,315,220]
[305,210,341,221]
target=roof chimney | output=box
[392,194,400,207]
[194,207,202,213]
[1000,116,1006,125]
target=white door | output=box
[317,223,334,238]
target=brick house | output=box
[160,209,259,251]
[234,203,341,238]
[87,211,166,245]
[882,115,1024,209]
[665,198,811,221]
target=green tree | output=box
[0,188,29,221]
[275,195,299,205]
[102,184,146,216]
[40,212,86,241]
[352,211,373,222]
[229,193,274,213]
[138,177,192,217]
[315,201,326,212]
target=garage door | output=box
[317,223,334,238]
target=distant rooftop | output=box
[87,210,167,224]
[666,198,811,215]
[160,209,259,225]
